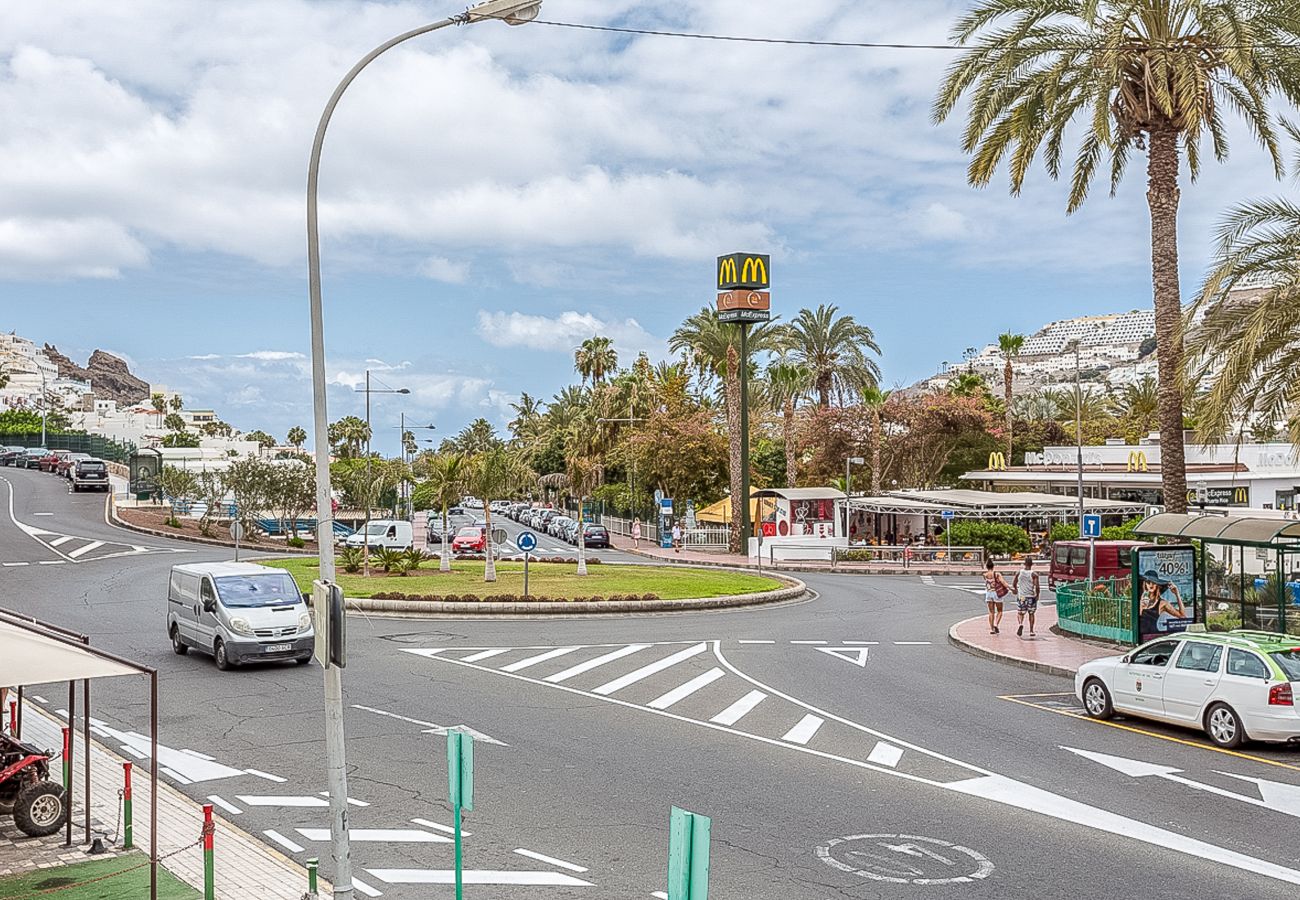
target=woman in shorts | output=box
[983,560,1009,634]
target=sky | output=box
[2,1,1295,455]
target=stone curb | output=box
[106,496,314,555]
[947,616,1078,678]
[346,570,807,617]
[614,545,986,578]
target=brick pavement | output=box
[9,704,326,899]
[948,604,1118,677]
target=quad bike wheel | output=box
[13,781,67,837]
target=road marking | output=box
[816,647,870,668]
[1000,694,1300,774]
[244,768,286,783]
[647,668,725,710]
[412,818,470,837]
[32,696,47,704]
[790,640,827,645]
[783,714,824,745]
[737,640,775,644]
[179,749,215,761]
[67,540,105,559]
[512,849,589,872]
[867,742,905,768]
[1218,773,1300,818]
[818,833,993,884]
[31,512,54,516]
[317,791,370,807]
[161,767,193,785]
[652,893,668,899]
[1,562,27,567]
[38,560,66,565]
[501,647,580,672]
[920,575,936,584]
[842,641,878,645]
[48,535,74,547]
[297,828,450,844]
[366,870,593,887]
[894,641,932,646]
[545,644,650,683]
[351,704,507,746]
[462,648,512,663]
[351,877,383,897]
[263,830,305,853]
[710,690,767,726]
[206,795,242,815]
[237,795,329,807]
[593,643,708,695]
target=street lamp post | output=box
[844,456,864,540]
[38,368,48,446]
[397,415,436,520]
[304,3,542,894]
[356,372,408,562]
[1069,340,1084,537]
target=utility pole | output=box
[740,324,751,550]
[1072,341,1084,535]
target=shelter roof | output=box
[0,618,140,688]
[750,488,847,501]
[1134,513,1300,548]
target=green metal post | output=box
[454,800,464,900]
[307,858,319,896]
[122,762,134,850]
[61,727,71,792]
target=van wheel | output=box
[214,639,232,671]
[170,625,188,655]
[1205,703,1245,748]
[295,656,312,666]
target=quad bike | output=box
[0,733,67,837]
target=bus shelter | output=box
[1134,513,1300,638]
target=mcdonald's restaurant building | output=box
[961,442,1300,517]
[965,440,1300,514]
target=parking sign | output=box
[1082,514,1102,538]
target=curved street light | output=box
[304,3,542,895]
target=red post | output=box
[61,727,71,792]
[122,763,134,849]
[202,803,214,900]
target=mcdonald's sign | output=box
[718,253,771,290]
[1127,451,1149,472]
[988,452,1008,471]
[1187,486,1251,507]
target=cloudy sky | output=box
[2,1,1294,453]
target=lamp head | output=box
[466,0,543,25]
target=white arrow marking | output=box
[1062,747,1182,778]
[352,704,508,746]
[816,647,870,668]
[1217,772,1300,819]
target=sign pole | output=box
[447,731,474,900]
[523,551,530,597]
[454,797,464,900]
[739,323,751,555]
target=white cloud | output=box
[419,256,471,284]
[910,202,968,241]
[237,350,306,362]
[475,310,663,358]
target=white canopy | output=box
[0,619,140,687]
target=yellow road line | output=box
[998,694,1300,774]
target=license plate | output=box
[265,643,291,653]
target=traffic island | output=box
[261,557,806,615]
[948,605,1117,677]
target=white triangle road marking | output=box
[816,646,870,667]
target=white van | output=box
[343,519,414,550]
[167,562,313,671]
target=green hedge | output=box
[939,521,1030,556]
[1049,516,1143,544]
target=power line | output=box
[532,19,1300,54]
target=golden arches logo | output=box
[718,258,738,288]
[1127,451,1149,472]
[988,452,1007,471]
[1235,486,1249,505]
[741,257,767,285]
[717,252,771,290]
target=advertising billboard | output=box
[1133,544,1197,642]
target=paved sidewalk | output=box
[948,604,1118,677]
[15,704,326,899]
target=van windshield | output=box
[214,573,301,608]
[365,523,392,535]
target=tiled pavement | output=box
[0,811,123,878]
[948,603,1116,676]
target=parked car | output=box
[1049,540,1144,588]
[36,450,62,473]
[71,458,110,492]
[560,519,580,544]
[548,516,573,539]
[57,452,91,478]
[166,562,313,670]
[0,447,25,466]
[451,524,488,554]
[19,448,48,469]
[1076,630,1300,748]
[581,524,611,549]
[343,520,414,551]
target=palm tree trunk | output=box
[1004,358,1014,459]
[870,406,883,495]
[817,374,830,408]
[576,498,588,576]
[440,505,451,572]
[1147,127,1188,515]
[725,344,744,554]
[783,397,797,487]
[483,503,497,582]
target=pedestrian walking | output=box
[671,522,683,553]
[1011,557,1040,638]
[631,517,642,550]
[983,560,1009,634]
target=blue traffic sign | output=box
[941,510,955,520]
[1082,514,1102,538]
[516,531,538,553]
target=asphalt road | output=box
[4,466,1300,899]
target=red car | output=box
[38,450,64,473]
[451,525,488,554]
[56,453,90,478]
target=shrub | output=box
[366,592,660,603]
[374,547,413,575]
[1049,516,1144,544]
[287,536,306,549]
[338,547,364,574]
[939,521,1031,557]
[402,548,424,572]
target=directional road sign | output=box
[516,531,538,553]
[941,510,955,520]
[1082,514,1102,538]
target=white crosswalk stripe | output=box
[647,667,725,710]
[782,714,824,745]
[709,689,767,726]
[501,646,580,672]
[545,644,649,683]
[592,643,708,696]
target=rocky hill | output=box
[43,344,149,405]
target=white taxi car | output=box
[1075,630,1300,748]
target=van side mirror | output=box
[202,597,216,614]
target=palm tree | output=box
[328,416,370,458]
[467,447,525,582]
[862,386,891,495]
[934,0,1300,513]
[947,371,990,399]
[287,426,307,450]
[1188,130,1300,447]
[765,362,811,487]
[778,304,881,407]
[997,333,1025,459]
[508,393,545,443]
[169,394,183,413]
[1109,376,1161,438]
[574,336,618,386]
[422,453,468,573]
[150,393,166,428]
[670,308,781,553]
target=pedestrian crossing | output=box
[403,641,975,786]
[10,524,186,564]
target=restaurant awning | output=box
[0,618,140,687]
[847,488,1148,520]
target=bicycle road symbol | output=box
[817,833,995,885]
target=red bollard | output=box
[122,763,134,849]
[202,803,215,900]
[61,727,71,792]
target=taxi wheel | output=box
[1205,703,1245,748]
[1082,679,1114,720]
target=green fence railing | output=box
[1055,577,1134,644]
[0,432,137,463]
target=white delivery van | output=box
[344,519,413,550]
[167,562,313,671]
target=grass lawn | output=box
[262,557,783,600]
[0,854,198,899]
